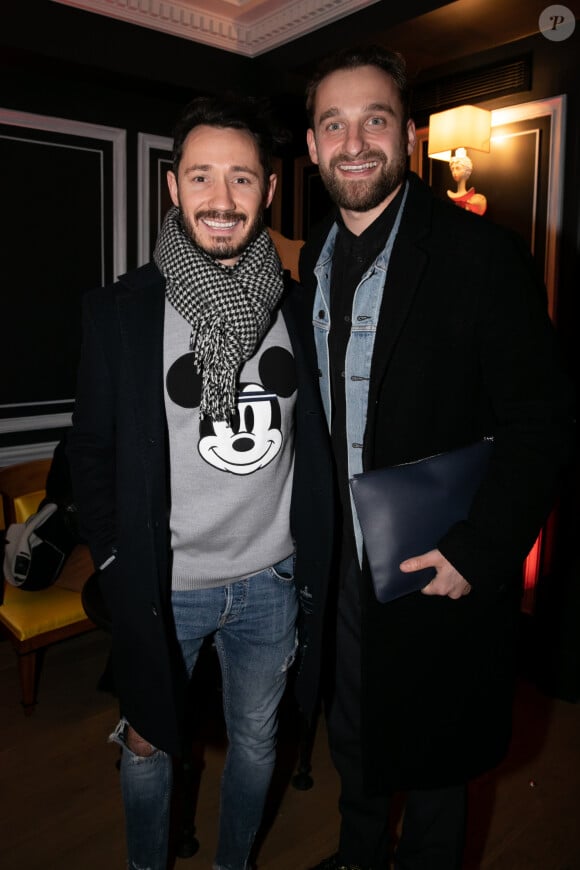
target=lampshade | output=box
[427,105,492,162]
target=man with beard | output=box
[297,46,575,870]
[67,95,333,870]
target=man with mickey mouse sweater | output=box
[68,95,333,870]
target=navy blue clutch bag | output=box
[350,439,493,603]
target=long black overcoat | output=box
[67,263,334,756]
[298,172,576,791]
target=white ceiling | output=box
[47,0,580,74]
[50,0,382,57]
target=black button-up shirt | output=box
[327,185,405,558]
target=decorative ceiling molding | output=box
[50,0,382,57]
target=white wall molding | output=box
[0,441,60,467]
[490,95,566,319]
[0,108,126,281]
[0,414,72,435]
[137,132,172,266]
[50,0,381,57]
[0,108,126,455]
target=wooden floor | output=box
[1,629,580,870]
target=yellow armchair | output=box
[0,458,95,713]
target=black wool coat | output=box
[298,171,576,791]
[67,263,334,756]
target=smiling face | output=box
[307,64,416,233]
[167,125,276,266]
[198,384,283,474]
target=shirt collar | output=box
[336,181,406,261]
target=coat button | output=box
[318,310,325,319]
[151,604,158,617]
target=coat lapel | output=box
[281,277,320,381]
[116,263,167,449]
[366,177,432,421]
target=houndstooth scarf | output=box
[154,206,283,421]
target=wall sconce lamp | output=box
[427,105,492,215]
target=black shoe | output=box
[309,855,371,870]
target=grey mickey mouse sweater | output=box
[164,300,296,590]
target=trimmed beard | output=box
[319,144,408,212]
[180,208,265,263]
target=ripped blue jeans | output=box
[111,555,298,870]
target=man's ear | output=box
[406,119,417,157]
[167,170,179,207]
[264,173,277,209]
[306,129,319,165]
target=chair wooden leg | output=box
[17,650,38,715]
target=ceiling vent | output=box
[412,55,532,119]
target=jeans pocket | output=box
[270,553,295,583]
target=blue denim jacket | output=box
[312,183,408,562]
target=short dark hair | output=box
[171,94,283,186]
[305,45,411,128]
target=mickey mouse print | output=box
[164,304,297,585]
[166,345,296,475]
[165,306,296,475]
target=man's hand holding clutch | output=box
[400,548,472,599]
[350,439,492,604]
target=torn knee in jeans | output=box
[281,630,299,673]
[126,725,156,757]
[109,717,159,758]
